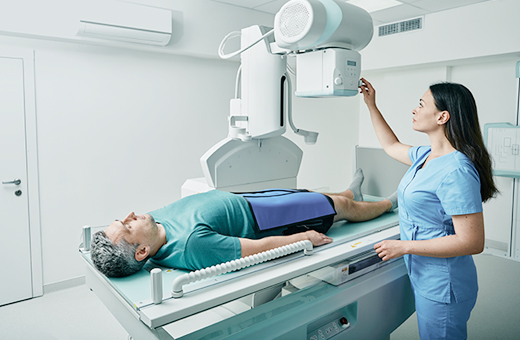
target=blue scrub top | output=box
[398,146,483,303]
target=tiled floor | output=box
[0,284,127,340]
[1,253,519,340]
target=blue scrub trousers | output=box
[415,291,477,340]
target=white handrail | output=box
[171,240,313,298]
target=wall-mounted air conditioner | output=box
[77,1,172,46]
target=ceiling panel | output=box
[207,0,493,25]
[411,0,489,12]
[212,0,275,7]
[254,0,289,13]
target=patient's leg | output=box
[319,168,398,222]
[327,195,392,222]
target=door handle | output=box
[2,178,21,185]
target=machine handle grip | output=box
[171,240,313,298]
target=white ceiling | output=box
[207,0,492,25]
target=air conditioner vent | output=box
[378,17,422,37]
[77,1,172,46]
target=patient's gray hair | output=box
[90,231,146,277]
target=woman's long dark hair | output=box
[430,82,498,202]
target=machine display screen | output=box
[347,60,357,66]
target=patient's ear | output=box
[135,245,150,262]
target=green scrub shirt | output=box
[148,190,258,270]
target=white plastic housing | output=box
[295,48,361,97]
[274,0,373,51]
[240,25,287,139]
[200,136,302,191]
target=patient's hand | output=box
[305,230,333,247]
[240,231,333,258]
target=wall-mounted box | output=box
[77,1,172,46]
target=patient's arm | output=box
[239,230,332,258]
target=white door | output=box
[0,56,33,306]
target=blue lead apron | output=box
[235,189,337,235]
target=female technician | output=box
[359,78,498,339]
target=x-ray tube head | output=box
[274,0,373,51]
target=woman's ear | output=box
[135,245,150,262]
[437,110,450,125]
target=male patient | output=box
[91,169,398,277]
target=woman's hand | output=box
[374,239,408,261]
[359,77,377,109]
[372,213,485,262]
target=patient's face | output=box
[105,212,158,246]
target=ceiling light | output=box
[346,0,403,13]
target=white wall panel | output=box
[358,67,447,148]
[450,59,519,253]
[31,44,237,284]
[363,0,520,71]
[288,94,359,193]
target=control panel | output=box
[308,316,350,340]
